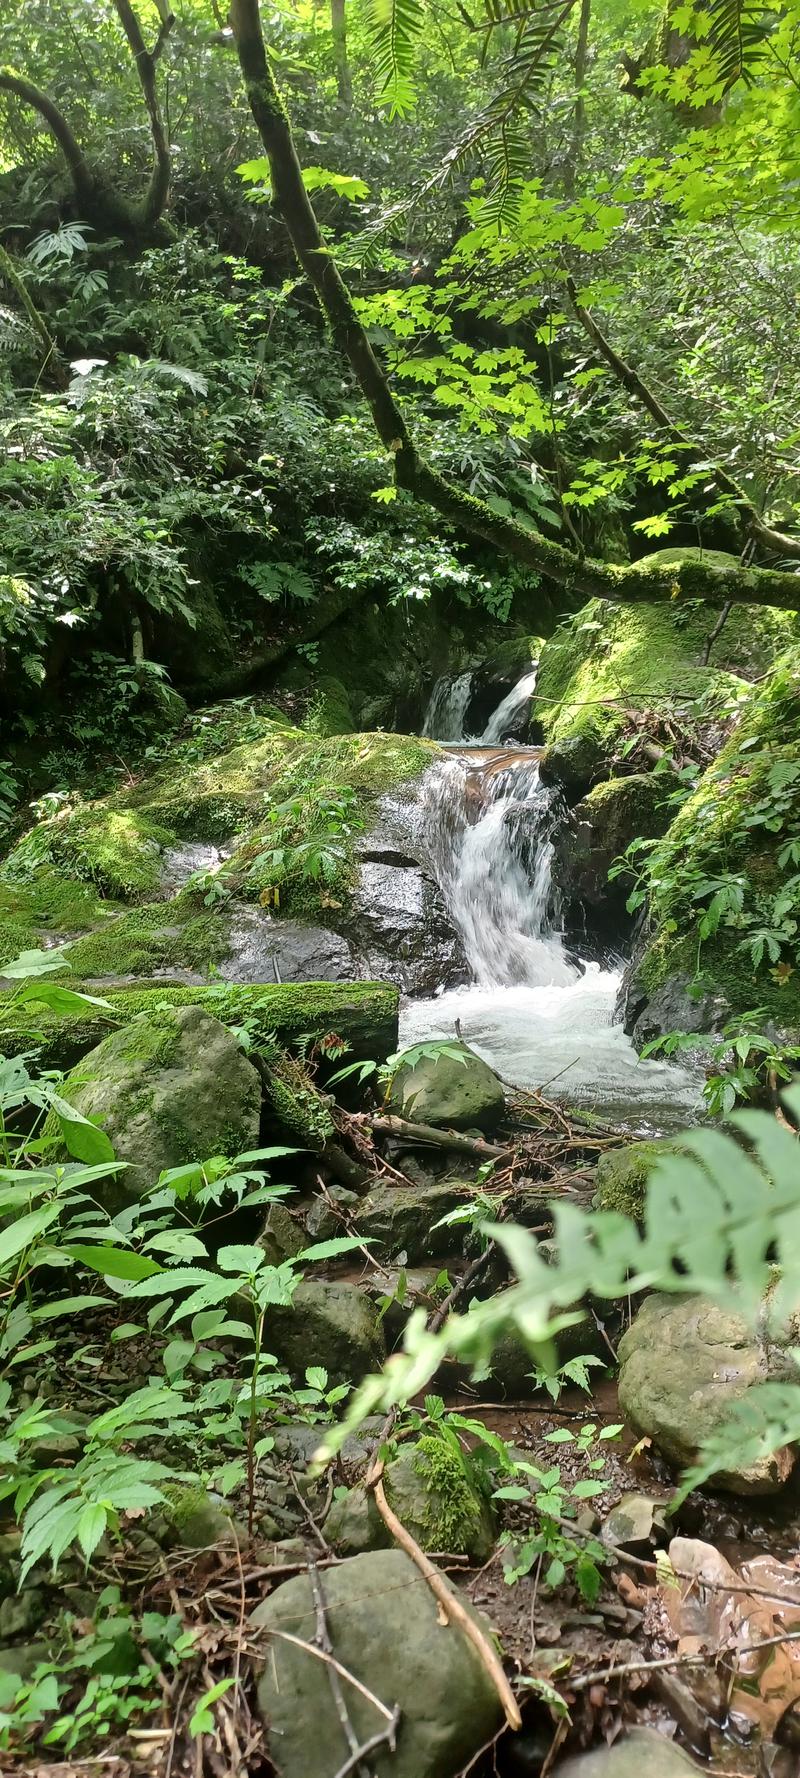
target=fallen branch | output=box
[367,1470,522,1731]
[369,1114,507,1161]
[309,1559,378,1778]
[331,1708,402,1778]
[264,1628,397,1720]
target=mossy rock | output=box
[355,1179,470,1262]
[535,588,794,770]
[388,1041,505,1131]
[626,647,800,1036]
[593,1139,676,1220]
[0,980,400,1073]
[325,1436,495,1560]
[46,1004,262,1208]
[4,807,174,902]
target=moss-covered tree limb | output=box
[566,274,800,564]
[112,0,175,227]
[229,0,800,614]
[0,68,98,211]
[0,242,68,389]
[0,8,174,237]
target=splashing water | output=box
[409,734,702,1131]
[422,672,474,741]
[481,665,539,744]
[423,754,574,988]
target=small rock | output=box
[0,1589,47,1640]
[601,1493,669,1555]
[557,1727,703,1775]
[654,1671,712,1758]
[325,1437,495,1561]
[388,1041,505,1131]
[252,1549,503,1778]
[267,1278,385,1385]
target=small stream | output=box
[404,670,702,1131]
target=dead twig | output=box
[264,1627,398,1719]
[367,1468,521,1731]
[331,1707,402,1778]
[369,1113,508,1162]
[309,1558,377,1778]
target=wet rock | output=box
[49,1004,261,1209]
[653,1671,712,1757]
[325,1437,496,1560]
[252,1549,504,1778]
[337,858,467,995]
[221,904,357,984]
[553,774,671,940]
[617,946,728,1048]
[539,732,608,800]
[557,1727,702,1775]
[355,1179,468,1262]
[388,1041,505,1131]
[618,1295,796,1493]
[267,1279,385,1385]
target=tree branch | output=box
[112,1,174,226]
[228,0,800,613]
[0,66,97,210]
[565,274,800,563]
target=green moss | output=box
[635,650,800,1028]
[4,806,173,901]
[535,585,794,756]
[593,1140,676,1219]
[404,1435,491,1557]
[261,1052,335,1149]
[0,979,400,1072]
[64,900,229,981]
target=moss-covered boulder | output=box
[618,1293,796,1494]
[535,583,794,791]
[325,1437,496,1560]
[621,648,800,1041]
[593,1139,676,1220]
[49,1004,262,1208]
[388,1042,505,1131]
[554,773,673,939]
[0,980,399,1072]
[252,1550,504,1778]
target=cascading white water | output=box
[423,754,575,988]
[422,672,474,741]
[481,665,539,744]
[407,692,702,1130]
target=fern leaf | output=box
[704,0,772,88]
[365,0,426,114]
[0,304,33,352]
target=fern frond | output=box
[704,0,772,88]
[0,304,33,351]
[364,0,426,115]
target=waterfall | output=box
[422,672,474,741]
[481,665,538,744]
[423,755,576,989]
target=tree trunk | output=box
[228,0,800,614]
[331,0,353,107]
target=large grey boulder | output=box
[50,1004,261,1209]
[618,1293,796,1494]
[251,1549,503,1778]
[388,1041,505,1131]
[267,1279,385,1386]
[336,858,467,996]
[558,1728,701,1776]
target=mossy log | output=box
[0,980,399,1072]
